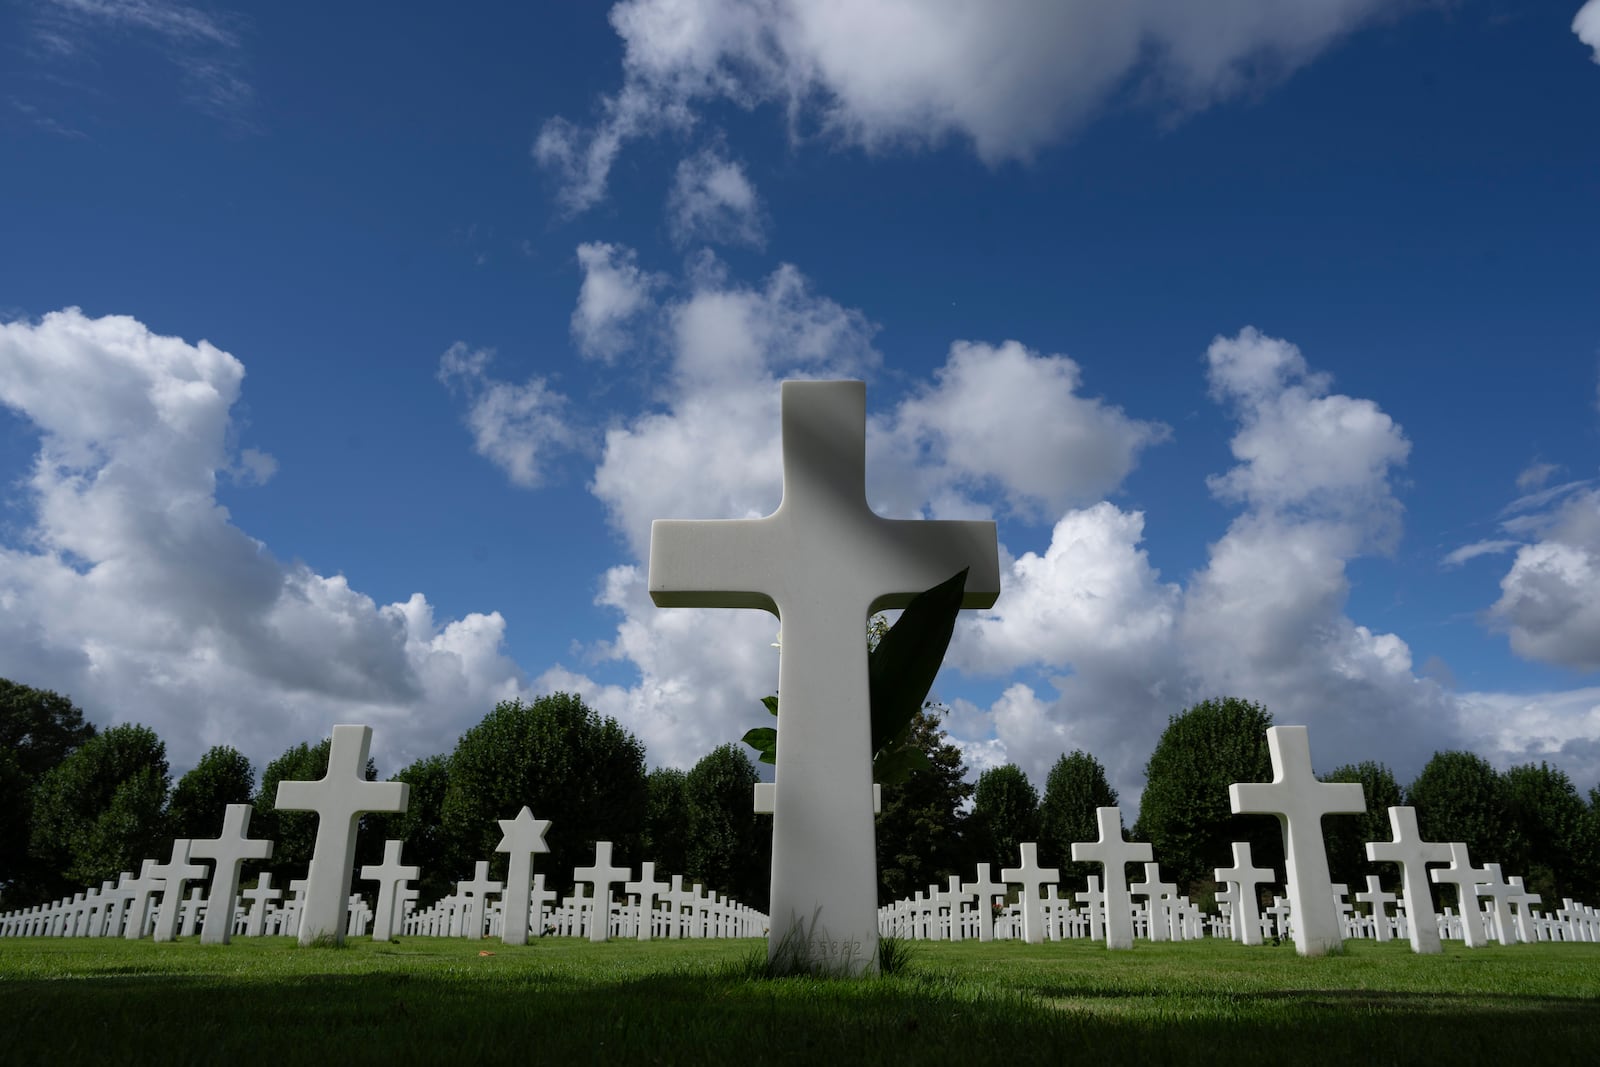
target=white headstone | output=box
[1355,874,1398,943]
[1071,806,1152,950]
[455,861,503,940]
[1365,806,1450,954]
[149,840,208,942]
[189,803,274,946]
[649,380,999,974]
[495,806,551,946]
[1229,725,1364,957]
[1214,841,1274,947]
[360,839,420,942]
[1430,843,1492,948]
[573,841,630,943]
[274,724,410,946]
[962,863,1007,943]
[123,859,162,941]
[1129,862,1177,942]
[1001,843,1059,945]
[1506,876,1541,944]
[625,861,671,942]
[242,873,282,937]
[1474,863,1520,947]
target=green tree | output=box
[1318,760,1403,892]
[440,693,647,891]
[1038,750,1119,884]
[29,723,170,889]
[875,707,975,904]
[642,767,690,878]
[253,737,379,885]
[1406,751,1519,870]
[684,744,768,909]
[1503,761,1589,903]
[1133,697,1280,897]
[369,753,453,903]
[971,764,1039,867]
[0,679,97,907]
[168,746,256,841]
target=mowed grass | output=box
[3,935,1597,1066]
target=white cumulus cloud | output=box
[537,0,1407,211]
[1576,0,1600,63]
[668,147,766,248]
[0,308,530,775]
[437,343,581,489]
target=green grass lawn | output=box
[3,935,1597,1065]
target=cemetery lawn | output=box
[3,937,1598,1066]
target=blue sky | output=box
[2,0,1598,807]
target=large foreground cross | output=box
[274,724,410,946]
[649,380,1000,974]
[1230,725,1364,957]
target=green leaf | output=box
[741,727,777,766]
[868,568,968,755]
[761,695,778,717]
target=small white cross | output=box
[1071,806,1152,950]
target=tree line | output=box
[4,680,1597,916]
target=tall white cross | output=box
[123,859,162,941]
[625,861,671,942]
[274,724,410,946]
[1474,863,1520,946]
[360,839,420,942]
[189,803,274,946]
[149,840,208,943]
[573,841,630,943]
[945,874,970,942]
[1506,876,1541,944]
[1365,805,1449,954]
[1214,841,1274,947]
[1130,862,1177,943]
[241,873,282,937]
[1001,842,1060,945]
[1229,725,1364,957]
[1075,874,1106,943]
[1071,806,1152,950]
[1430,842,1493,948]
[455,861,503,940]
[1355,874,1396,941]
[649,379,999,974]
[962,863,1007,942]
[495,806,551,946]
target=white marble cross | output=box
[1474,863,1520,946]
[573,841,630,943]
[962,863,1007,942]
[625,861,671,942]
[1001,843,1059,945]
[1355,874,1398,943]
[1430,843,1493,948]
[149,840,208,943]
[274,724,410,946]
[456,861,503,940]
[1365,806,1450,954]
[945,874,970,942]
[1071,806,1153,950]
[1075,875,1106,943]
[495,806,551,946]
[1507,876,1541,944]
[360,839,420,942]
[1229,726,1364,957]
[1214,841,1274,947]
[241,873,282,937]
[189,803,274,945]
[649,380,999,974]
[123,859,162,941]
[1130,862,1177,942]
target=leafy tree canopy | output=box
[30,723,170,889]
[1133,697,1280,896]
[1039,749,1119,879]
[876,707,974,904]
[1407,750,1519,867]
[972,763,1039,868]
[253,737,379,881]
[1319,760,1402,892]
[684,743,768,909]
[440,693,647,890]
[168,745,255,841]
[643,767,691,880]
